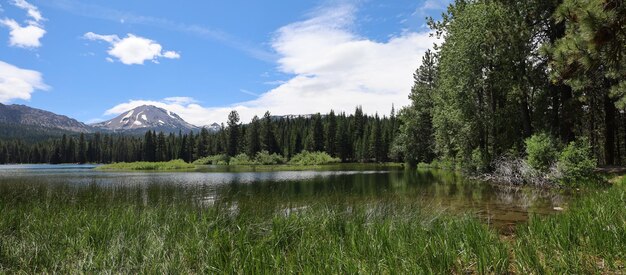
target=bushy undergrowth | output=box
[96,160,195,170]
[228,153,255,165]
[557,138,597,185]
[417,158,457,170]
[195,151,286,166]
[525,133,561,172]
[254,151,287,165]
[487,134,598,186]
[288,151,341,165]
[193,154,229,165]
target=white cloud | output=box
[0,0,45,48]
[12,0,43,22]
[103,3,436,125]
[0,18,45,48]
[0,60,49,103]
[83,32,180,65]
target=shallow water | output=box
[0,164,571,229]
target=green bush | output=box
[288,151,341,166]
[525,133,560,172]
[469,147,489,173]
[229,153,257,165]
[193,154,230,165]
[557,138,597,185]
[254,150,286,165]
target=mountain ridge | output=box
[0,103,93,133]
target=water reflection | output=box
[0,165,572,229]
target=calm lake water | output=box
[0,164,571,230]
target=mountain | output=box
[0,103,93,133]
[202,123,221,132]
[91,105,198,133]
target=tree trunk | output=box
[604,94,616,165]
[560,86,576,143]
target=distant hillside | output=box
[0,123,82,143]
[0,103,93,133]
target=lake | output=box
[0,164,570,230]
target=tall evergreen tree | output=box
[392,50,438,165]
[246,116,261,156]
[227,110,240,157]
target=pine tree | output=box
[197,128,210,158]
[246,115,261,156]
[78,133,87,164]
[227,110,240,157]
[325,110,337,156]
[261,111,277,154]
[392,50,438,165]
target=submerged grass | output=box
[95,159,196,171]
[0,179,624,273]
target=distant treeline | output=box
[0,107,398,164]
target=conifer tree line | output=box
[393,0,625,169]
[0,108,398,164]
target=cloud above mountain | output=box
[103,3,436,124]
[0,0,46,48]
[0,60,49,103]
[84,32,180,65]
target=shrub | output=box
[254,151,286,165]
[229,153,257,165]
[288,151,341,165]
[525,133,560,172]
[469,148,489,173]
[557,137,597,185]
[193,154,229,165]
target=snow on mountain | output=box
[91,105,198,133]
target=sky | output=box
[0,0,450,125]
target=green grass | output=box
[0,178,624,273]
[512,181,626,273]
[0,188,509,274]
[196,162,404,172]
[95,159,196,171]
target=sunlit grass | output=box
[0,178,624,273]
[95,159,195,171]
[513,181,626,273]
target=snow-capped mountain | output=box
[91,105,198,133]
[202,123,221,132]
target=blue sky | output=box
[0,0,450,125]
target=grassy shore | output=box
[195,162,405,172]
[0,180,623,273]
[95,160,196,171]
[96,160,404,172]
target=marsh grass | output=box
[513,183,626,273]
[0,185,510,274]
[96,160,195,171]
[0,179,624,273]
